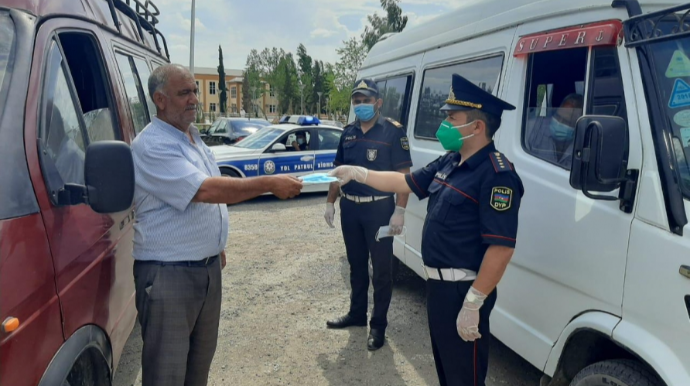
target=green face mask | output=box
[435,120,476,151]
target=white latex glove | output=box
[328,166,368,185]
[456,286,488,342]
[324,202,335,228]
[389,206,405,235]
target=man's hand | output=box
[270,175,303,199]
[324,202,335,228]
[328,166,368,185]
[389,206,405,235]
[456,286,487,342]
[220,250,227,270]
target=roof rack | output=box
[622,3,690,47]
[105,0,170,59]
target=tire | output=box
[220,168,241,178]
[570,359,662,386]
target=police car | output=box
[211,115,343,192]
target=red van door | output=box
[25,18,137,366]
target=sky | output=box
[152,0,468,70]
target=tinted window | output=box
[318,129,342,150]
[59,32,117,142]
[132,57,156,119]
[42,43,86,186]
[415,55,504,139]
[379,75,413,126]
[230,120,271,135]
[0,12,14,116]
[214,120,228,134]
[116,53,149,134]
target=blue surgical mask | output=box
[297,138,305,145]
[549,118,575,142]
[354,104,376,121]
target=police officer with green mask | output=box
[328,73,524,386]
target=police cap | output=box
[351,78,379,98]
[440,73,515,119]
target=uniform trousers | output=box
[339,196,395,330]
[426,279,497,386]
[133,256,222,386]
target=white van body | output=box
[353,1,690,385]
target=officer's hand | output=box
[456,287,488,342]
[270,175,303,199]
[389,206,405,235]
[328,166,368,185]
[324,202,336,228]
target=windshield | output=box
[230,120,270,135]
[0,12,16,121]
[233,127,283,149]
[648,17,690,195]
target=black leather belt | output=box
[135,254,219,267]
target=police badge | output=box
[367,149,378,161]
[264,160,276,175]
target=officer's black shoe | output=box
[326,315,367,329]
[367,329,385,351]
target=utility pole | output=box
[189,0,196,74]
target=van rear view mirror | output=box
[570,115,632,204]
[84,141,135,213]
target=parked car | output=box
[201,117,271,146]
[211,116,342,193]
[0,0,169,384]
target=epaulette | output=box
[386,117,404,129]
[489,152,512,173]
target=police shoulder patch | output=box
[490,186,513,211]
[489,152,512,173]
[386,117,403,129]
[400,136,410,150]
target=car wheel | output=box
[570,359,662,386]
[220,168,240,178]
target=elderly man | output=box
[131,64,302,386]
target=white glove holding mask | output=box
[328,166,368,185]
[456,286,488,342]
[388,206,405,235]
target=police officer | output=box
[324,78,413,351]
[329,74,524,385]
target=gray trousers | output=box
[133,257,222,386]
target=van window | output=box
[415,55,504,139]
[0,12,14,117]
[115,53,150,134]
[522,47,628,170]
[42,42,87,186]
[132,57,157,119]
[377,75,413,127]
[58,32,117,142]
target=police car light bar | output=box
[278,115,321,125]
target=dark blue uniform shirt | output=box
[404,142,524,271]
[335,116,413,196]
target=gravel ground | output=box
[113,192,542,386]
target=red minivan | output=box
[0,0,169,384]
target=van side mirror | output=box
[569,115,637,212]
[84,141,135,213]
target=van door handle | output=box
[300,156,314,162]
[680,265,690,279]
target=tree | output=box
[362,0,408,51]
[312,60,324,114]
[334,37,367,91]
[217,45,227,114]
[296,44,314,113]
[242,74,251,115]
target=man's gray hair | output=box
[148,64,192,101]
